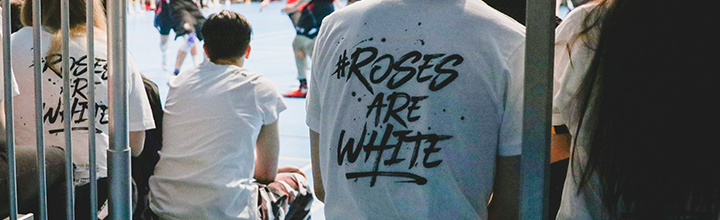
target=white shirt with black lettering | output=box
[10,27,155,186]
[306,0,525,219]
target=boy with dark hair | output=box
[148,10,311,220]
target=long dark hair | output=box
[571,0,719,218]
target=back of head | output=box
[573,0,719,218]
[201,10,252,63]
[20,0,107,33]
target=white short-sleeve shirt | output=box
[10,27,155,186]
[149,61,287,219]
[552,3,608,220]
[306,0,526,218]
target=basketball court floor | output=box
[126,1,327,218]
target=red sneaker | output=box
[282,86,308,98]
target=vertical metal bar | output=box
[61,0,75,218]
[520,0,555,219]
[87,0,98,218]
[3,2,18,220]
[33,0,49,218]
[107,0,132,217]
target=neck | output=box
[211,57,245,68]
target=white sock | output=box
[161,41,169,69]
[193,55,202,66]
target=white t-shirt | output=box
[10,27,156,186]
[306,0,525,219]
[552,3,608,220]
[148,61,287,220]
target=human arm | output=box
[309,129,324,202]
[129,131,145,157]
[333,0,343,9]
[488,155,520,220]
[254,120,280,185]
[259,0,271,11]
[551,128,571,163]
[127,60,155,156]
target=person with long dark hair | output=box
[554,0,719,219]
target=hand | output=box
[277,165,306,177]
[281,2,297,13]
[259,0,270,11]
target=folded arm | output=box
[255,120,280,184]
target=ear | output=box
[245,45,251,59]
[203,44,209,58]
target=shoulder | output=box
[558,3,602,36]
[321,0,377,25]
[11,27,45,47]
[248,71,279,94]
[566,3,601,22]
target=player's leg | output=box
[174,48,188,75]
[189,35,201,66]
[160,34,170,70]
[283,35,312,98]
[173,33,197,75]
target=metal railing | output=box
[520,0,556,219]
[2,2,19,220]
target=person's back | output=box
[306,0,525,219]
[148,11,288,219]
[149,59,277,219]
[11,0,154,188]
[9,0,155,218]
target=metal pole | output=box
[86,0,98,218]
[32,0,49,218]
[520,0,556,219]
[61,0,75,218]
[107,0,132,217]
[3,3,18,220]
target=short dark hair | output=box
[201,10,252,62]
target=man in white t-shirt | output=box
[306,0,526,219]
[149,10,310,220]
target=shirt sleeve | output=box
[498,42,525,157]
[127,55,156,131]
[305,61,322,131]
[552,5,598,133]
[552,4,596,126]
[305,13,334,132]
[254,76,287,125]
